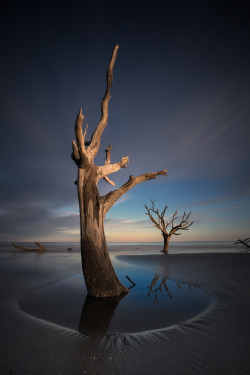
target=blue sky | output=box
[1,0,250,242]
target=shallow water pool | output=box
[19,260,211,335]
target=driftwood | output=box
[235,238,250,248]
[145,199,194,253]
[12,242,47,251]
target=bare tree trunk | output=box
[78,168,128,297]
[72,46,167,297]
[162,234,170,254]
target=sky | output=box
[1,0,250,243]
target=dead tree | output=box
[145,200,193,254]
[71,45,167,297]
[235,238,250,248]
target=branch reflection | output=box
[147,275,197,303]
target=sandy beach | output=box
[0,246,250,374]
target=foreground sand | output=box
[0,248,250,374]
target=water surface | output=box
[1,240,242,254]
[19,259,211,335]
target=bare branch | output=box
[96,143,129,185]
[105,144,112,164]
[170,211,178,230]
[74,109,85,154]
[97,156,129,181]
[88,45,119,159]
[161,205,168,219]
[145,201,170,235]
[145,204,162,231]
[83,123,88,143]
[103,170,167,216]
[72,109,90,166]
[102,144,115,185]
[159,206,167,231]
[103,176,116,186]
[235,238,250,248]
[170,211,194,236]
[71,140,80,163]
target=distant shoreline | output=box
[0,240,245,255]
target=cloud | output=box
[113,193,131,206]
[194,188,250,208]
[105,217,152,229]
[0,202,80,241]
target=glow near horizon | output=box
[21,192,249,243]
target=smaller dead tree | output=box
[145,200,194,254]
[235,238,250,249]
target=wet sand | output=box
[0,248,250,374]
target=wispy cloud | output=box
[56,227,79,235]
[105,217,152,229]
[51,206,79,217]
[194,192,250,208]
[113,193,131,206]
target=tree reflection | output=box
[147,275,197,303]
[78,293,126,336]
[147,275,172,303]
[78,275,198,335]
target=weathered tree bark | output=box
[72,46,167,297]
[162,234,170,254]
[145,200,194,254]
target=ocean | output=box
[0,241,246,254]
